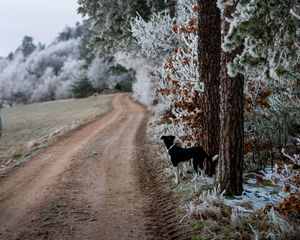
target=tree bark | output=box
[168,0,176,18]
[0,115,2,138]
[217,3,244,196]
[198,0,221,176]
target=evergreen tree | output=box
[219,0,299,82]
[197,0,221,176]
[77,20,97,64]
[57,26,76,42]
[217,1,244,196]
[77,0,166,55]
[215,1,299,195]
[71,75,95,98]
[20,36,36,57]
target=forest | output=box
[0,22,135,106]
[0,0,299,239]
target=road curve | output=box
[0,94,147,239]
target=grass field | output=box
[0,94,114,169]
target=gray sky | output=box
[0,0,82,57]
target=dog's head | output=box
[160,135,176,147]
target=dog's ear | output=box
[169,135,176,141]
[160,136,165,140]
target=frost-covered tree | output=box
[0,39,84,104]
[115,52,156,105]
[56,23,83,42]
[217,0,244,196]
[131,11,177,57]
[87,57,112,92]
[0,21,136,106]
[0,57,8,72]
[31,67,59,101]
[215,0,300,195]
[19,36,37,57]
[77,20,97,64]
[0,52,32,105]
[77,0,166,54]
[220,0,299,82]
[219,0,300,166]
[132,0,208,146]
[27,39,81,77]
[55,57,86,99]
[71,74,95,98]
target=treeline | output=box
[0,21,135,107]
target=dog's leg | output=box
[192,158,199,175]
[182,162,189,178]
[174,166,180,184]
[178,163,183,177]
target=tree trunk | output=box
[168,0,176,18]
[217,3,244,196]
[197,0,221,176]
[0,115,2,138]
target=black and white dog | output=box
[160,135,218,184]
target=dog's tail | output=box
[205,153,219,177]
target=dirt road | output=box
[0,94,191,240]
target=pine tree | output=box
[220,0,300,82]
[197,0,221,176]
[217,1,244,196]
[20,36,36,57]
[71,75,95,98]
[77,0,166,55]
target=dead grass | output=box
[0,94,113,169]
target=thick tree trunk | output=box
[217,3,244,196]
[197,0,221,176]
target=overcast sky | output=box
[0,0,82,57]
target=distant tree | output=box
[36,43,46,51]
[77,20,97,64]
[108,69,135,92]
[20,36,36,57]
[114,82,122,91]
[7,52,14,61]
[74,22,84,38]
[87,57,111,92]
[57,26,75,42]
[0,39,85,104]
[71,75,95,98]
[57,23,83,42]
